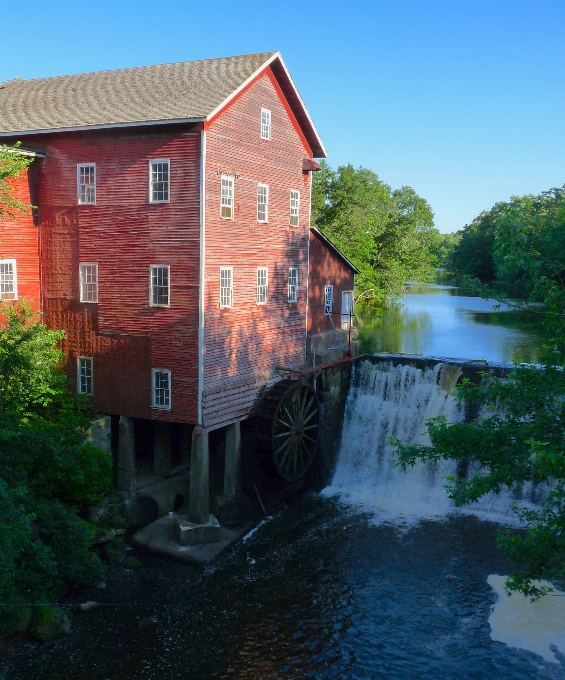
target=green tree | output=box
[0,143,34,220]
[312,162,437,307]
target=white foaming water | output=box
[323,360,463,524]
[323,359,537,526]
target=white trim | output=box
[149,159,170,203]
[77,163,96,205]
[256,266,268,305]
[219,266,233,308]
[149,264,170,307]
[198,130,206,425]
[257,183,269,223]
[77,356,93,395]
[151,368,172,410]
[0,259,18,301]
[0,117,205,137]
[79,262,98,303]
[260,108,271,140]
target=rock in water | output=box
[31,605,71,642]
[79,601,99,611]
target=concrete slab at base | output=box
[131,514,255,566]
[175,514,221,545]
[212,494,254,525]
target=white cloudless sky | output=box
[1,0,563,233]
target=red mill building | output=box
[0,52,358,546]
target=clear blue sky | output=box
[1,0,563,233]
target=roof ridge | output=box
[0,51,278,86]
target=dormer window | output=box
[261,108,271,140]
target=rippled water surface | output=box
[3,495,564,679]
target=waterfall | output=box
[324,358,534,525]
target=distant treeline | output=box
[444,185,565,300]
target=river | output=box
[2,287,564,679]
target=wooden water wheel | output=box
[256,379,320,483]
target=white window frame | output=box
[341,290,354,329]
[77,163,96,205]
[261,108,271,140]
[0,259,17,301]
[257,183,269,223]
[256,267,268,305]
[79,263,98,303]
[152,368,172,410]
[219,267,233,309]
[149,265,170,307]
[324,285,334,315]
[77,357,93,395]
[288,267,298,303]
[221,176,234,219]
[289,190,300,227]
[149,159,170,203]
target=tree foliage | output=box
[395,184,565,598]
[0,142,34,220]
[312,162,438,306]
[0,303,112,616]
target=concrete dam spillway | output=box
[324,355,539,525]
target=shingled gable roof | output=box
[0,52,326,158]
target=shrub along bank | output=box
[0,302,112,639]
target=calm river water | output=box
[2,286,563,679]
[357,283,544,363]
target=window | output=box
[257,184,268,223]
[0,260,17,300]
[152,369,171,409]
[220,267,233,308]
[79,263,98,303]
[289,190,300,227]
[288,268,298,303]
[261,108,271,140]
[77,164,96,204]
[149,160,170,203]
[256,267,268,305]
[324,285,333,315]
[150,265,170,307]
[221,176,234,219]
[77,357,93,395]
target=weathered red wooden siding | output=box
[203,68,313,429]
[0,163,41,310]
[308,229,355,335]
[7,128,201,422]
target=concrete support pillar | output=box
[223,421,241,501]
[117,416,136,493]
[154,422,171,476]
[188,428,209,524]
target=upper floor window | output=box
[149,160,170,203]
[77,357,93,395]
[150,265,170,307]
[221,176,234,219]
[261,108,271,140]
[78,164,96,204]
[220,267,233,308]
[290,190,300,227]
[257,184,269,223]
[288,268,298,303]
[256,267,268,305]
[0,259,17,300]
[79,263,98,303]
[152,368,171,409]
[324,285,333,315]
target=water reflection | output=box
[358,284,544,363]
